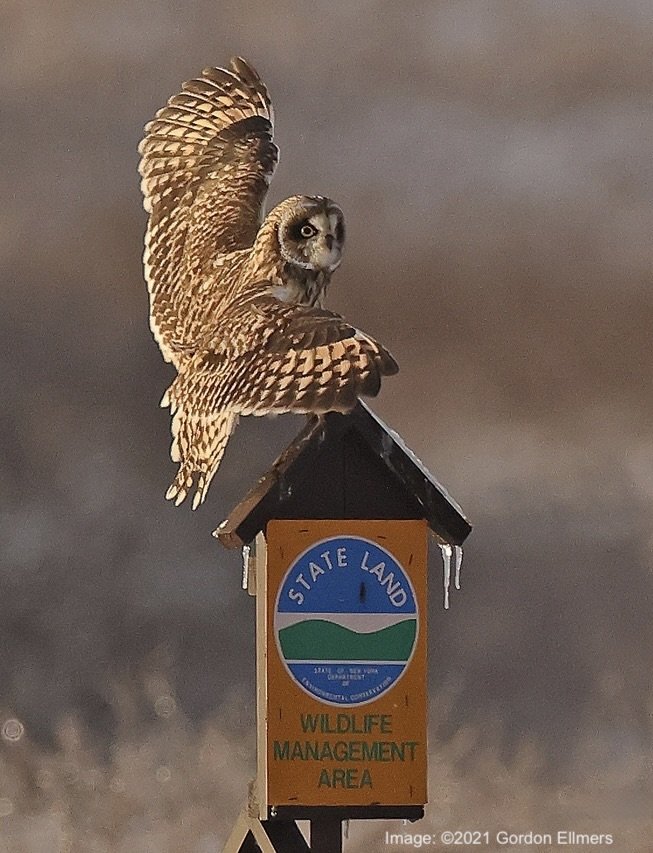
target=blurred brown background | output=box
[1,0,652,850]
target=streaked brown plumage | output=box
[139,57,398,508]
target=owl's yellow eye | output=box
[300,223,317,239]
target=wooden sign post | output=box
[217,404,471,852]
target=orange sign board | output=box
[261,519,428,807]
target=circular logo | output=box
[274,536,418,706]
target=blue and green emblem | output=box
[274,536,418,706]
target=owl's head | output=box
[276,196,345,273]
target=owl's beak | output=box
[312,232,342,272]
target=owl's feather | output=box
[162,291,398,508]
[139,58,278,364]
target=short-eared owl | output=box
[139,58,398,509]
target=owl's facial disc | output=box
[281,203,345,272]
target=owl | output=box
[139,58,398,509]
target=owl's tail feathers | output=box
[163,402,238,510]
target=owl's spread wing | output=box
[162,294,399,508]
[139,58,278,363]
[234,298,399,415]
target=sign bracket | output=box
[223,808,314,853]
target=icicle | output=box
[380,431,393,462]
[454,545,463,591]
[278,473,293,501]
[241,544,251,591]
[439,544,452,609]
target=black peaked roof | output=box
[213,401,472,549]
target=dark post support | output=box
[310,818,343,853]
